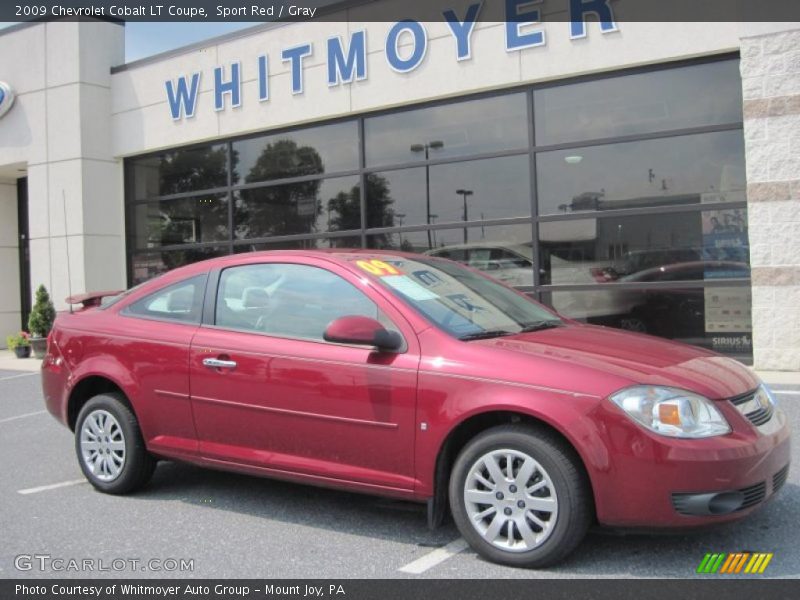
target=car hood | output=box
[469,323,759,400]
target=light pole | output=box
[410,140,444,249]
[456,188,473,244]
[429,214,438,247]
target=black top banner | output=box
[2,0,800,23]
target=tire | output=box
[448,424,592,568]
[74,393,156,494]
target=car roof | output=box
[146,249,437,284]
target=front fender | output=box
[414,372,612,515]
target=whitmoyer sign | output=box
[164,0,619,120]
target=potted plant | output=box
[28,284,56,359]
[6,331,31,358]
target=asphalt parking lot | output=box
[1,368,798,579]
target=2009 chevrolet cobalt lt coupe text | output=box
[42,250,790,567]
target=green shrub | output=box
[28,284,56,338]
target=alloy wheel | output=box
[463,448,559,552]
[79,409,126,482]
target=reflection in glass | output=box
[539,209,750,285]
[128,194,229,250]
[232,121,358,184]
[366,155,531,247]
[126,144,228,200]
[536,131,746,216]
[535,59,743,145]
[365,93,528,167]
[542,286,752,358]
[233,237,362,253]
[369,223,534,287]
[130,246,228,285]
[234,176,360,239]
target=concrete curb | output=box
[0,351,42,373]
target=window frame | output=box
[123,52,750,360]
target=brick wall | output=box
[741,28,800,370]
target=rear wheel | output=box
[449,424,592,568]
[75,393,156,494]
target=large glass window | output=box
[366,155,531,230]
[539,209,750,285]
[126,144,228,200]
[534,60,743,145]
[233,176,360,239]
[536,130,746,216]
[365,93,528,167]
[370,223,535,287]
[128,194,229,250]
[124,57,748,358]
[541,286,752,356]
[232,121,358,184]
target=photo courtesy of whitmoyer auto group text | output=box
[1,0,800,598]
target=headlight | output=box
[759,383,779,407]
[610,386,731,438]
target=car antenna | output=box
[63,190,73,314]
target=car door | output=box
[189,258,420,493]
[111,274,207,459]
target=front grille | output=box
[773,464,790,493]
[730,390,774,427]
[739,481,767,509]
[671,494,695,516]
[671,480,767,516]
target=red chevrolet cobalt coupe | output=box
[42,251,790,567]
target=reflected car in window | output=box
[42,250,789,569]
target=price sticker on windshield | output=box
[356,259,403,276]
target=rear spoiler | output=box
[65,290,124,310]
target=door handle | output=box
[203,357,238,370]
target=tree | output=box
[28,285,56,338]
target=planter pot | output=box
[13,346,31,359]
[30,337,47,359]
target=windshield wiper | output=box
[518,320,563,333]
[458,329,515,341]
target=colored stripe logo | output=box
[697,552,773,574]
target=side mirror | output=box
[323,316,403,352]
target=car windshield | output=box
[349,256,562,340]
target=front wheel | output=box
[449,424,592,568]
[75,393,156,494]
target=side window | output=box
[215,263,397,341]
[123,275,205,323]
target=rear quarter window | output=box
[121,274,206,324]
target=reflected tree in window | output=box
[157,146,229,195]
[235,140,324,239]
[327,174,396,248]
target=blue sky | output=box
[124,22,262,61]
[0,22,263,63]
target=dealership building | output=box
[0,2,799,369]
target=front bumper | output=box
[590,397,791,528]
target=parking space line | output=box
[0,372,38,382]
[18,479,86,495]
[0,410,47,424]
[398,538,469,574]
[773,390,800,395]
